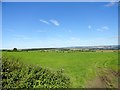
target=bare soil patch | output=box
[86,68,119,88]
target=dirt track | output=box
[86,68,119,88]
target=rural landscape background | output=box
[1,1,119,88]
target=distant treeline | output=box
[2,48,70,52]
[1,45,119,52]
[22,48,70,51]
[1,46,120,52]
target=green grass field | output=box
[3,51,118,88]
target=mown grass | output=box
[2,51,118,88]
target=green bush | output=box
[2,55,71,88]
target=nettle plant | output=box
[2,55,71,88]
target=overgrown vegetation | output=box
[2,55,71,88]
[2,51,118,88]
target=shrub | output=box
[2,55,71,88]
[13,48,17,52]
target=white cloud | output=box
[97,26,109,32]
[104,1,117,7]
[40,19,50,25]
[39,19,60,26]
[88,25,92,29]
[50,19,60,26]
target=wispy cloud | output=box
[40,19,50,25]
[97,26,109,32]
[50,19,60,26]
[104,1,117,7]
[88,25,92,29]
[40,19,60,26]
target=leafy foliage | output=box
[13,48,17,52]
[2,55,71,88]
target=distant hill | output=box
[1,45,119,51]
[65,45,120,50]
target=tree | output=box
[13,48,17,52]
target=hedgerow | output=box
[2,55,71,88]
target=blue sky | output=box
[0,2,2,49]
[2,2,118,49]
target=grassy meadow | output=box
[2,51,119,88]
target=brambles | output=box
[2,55,71,88]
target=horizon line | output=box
[1,44,119,50]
